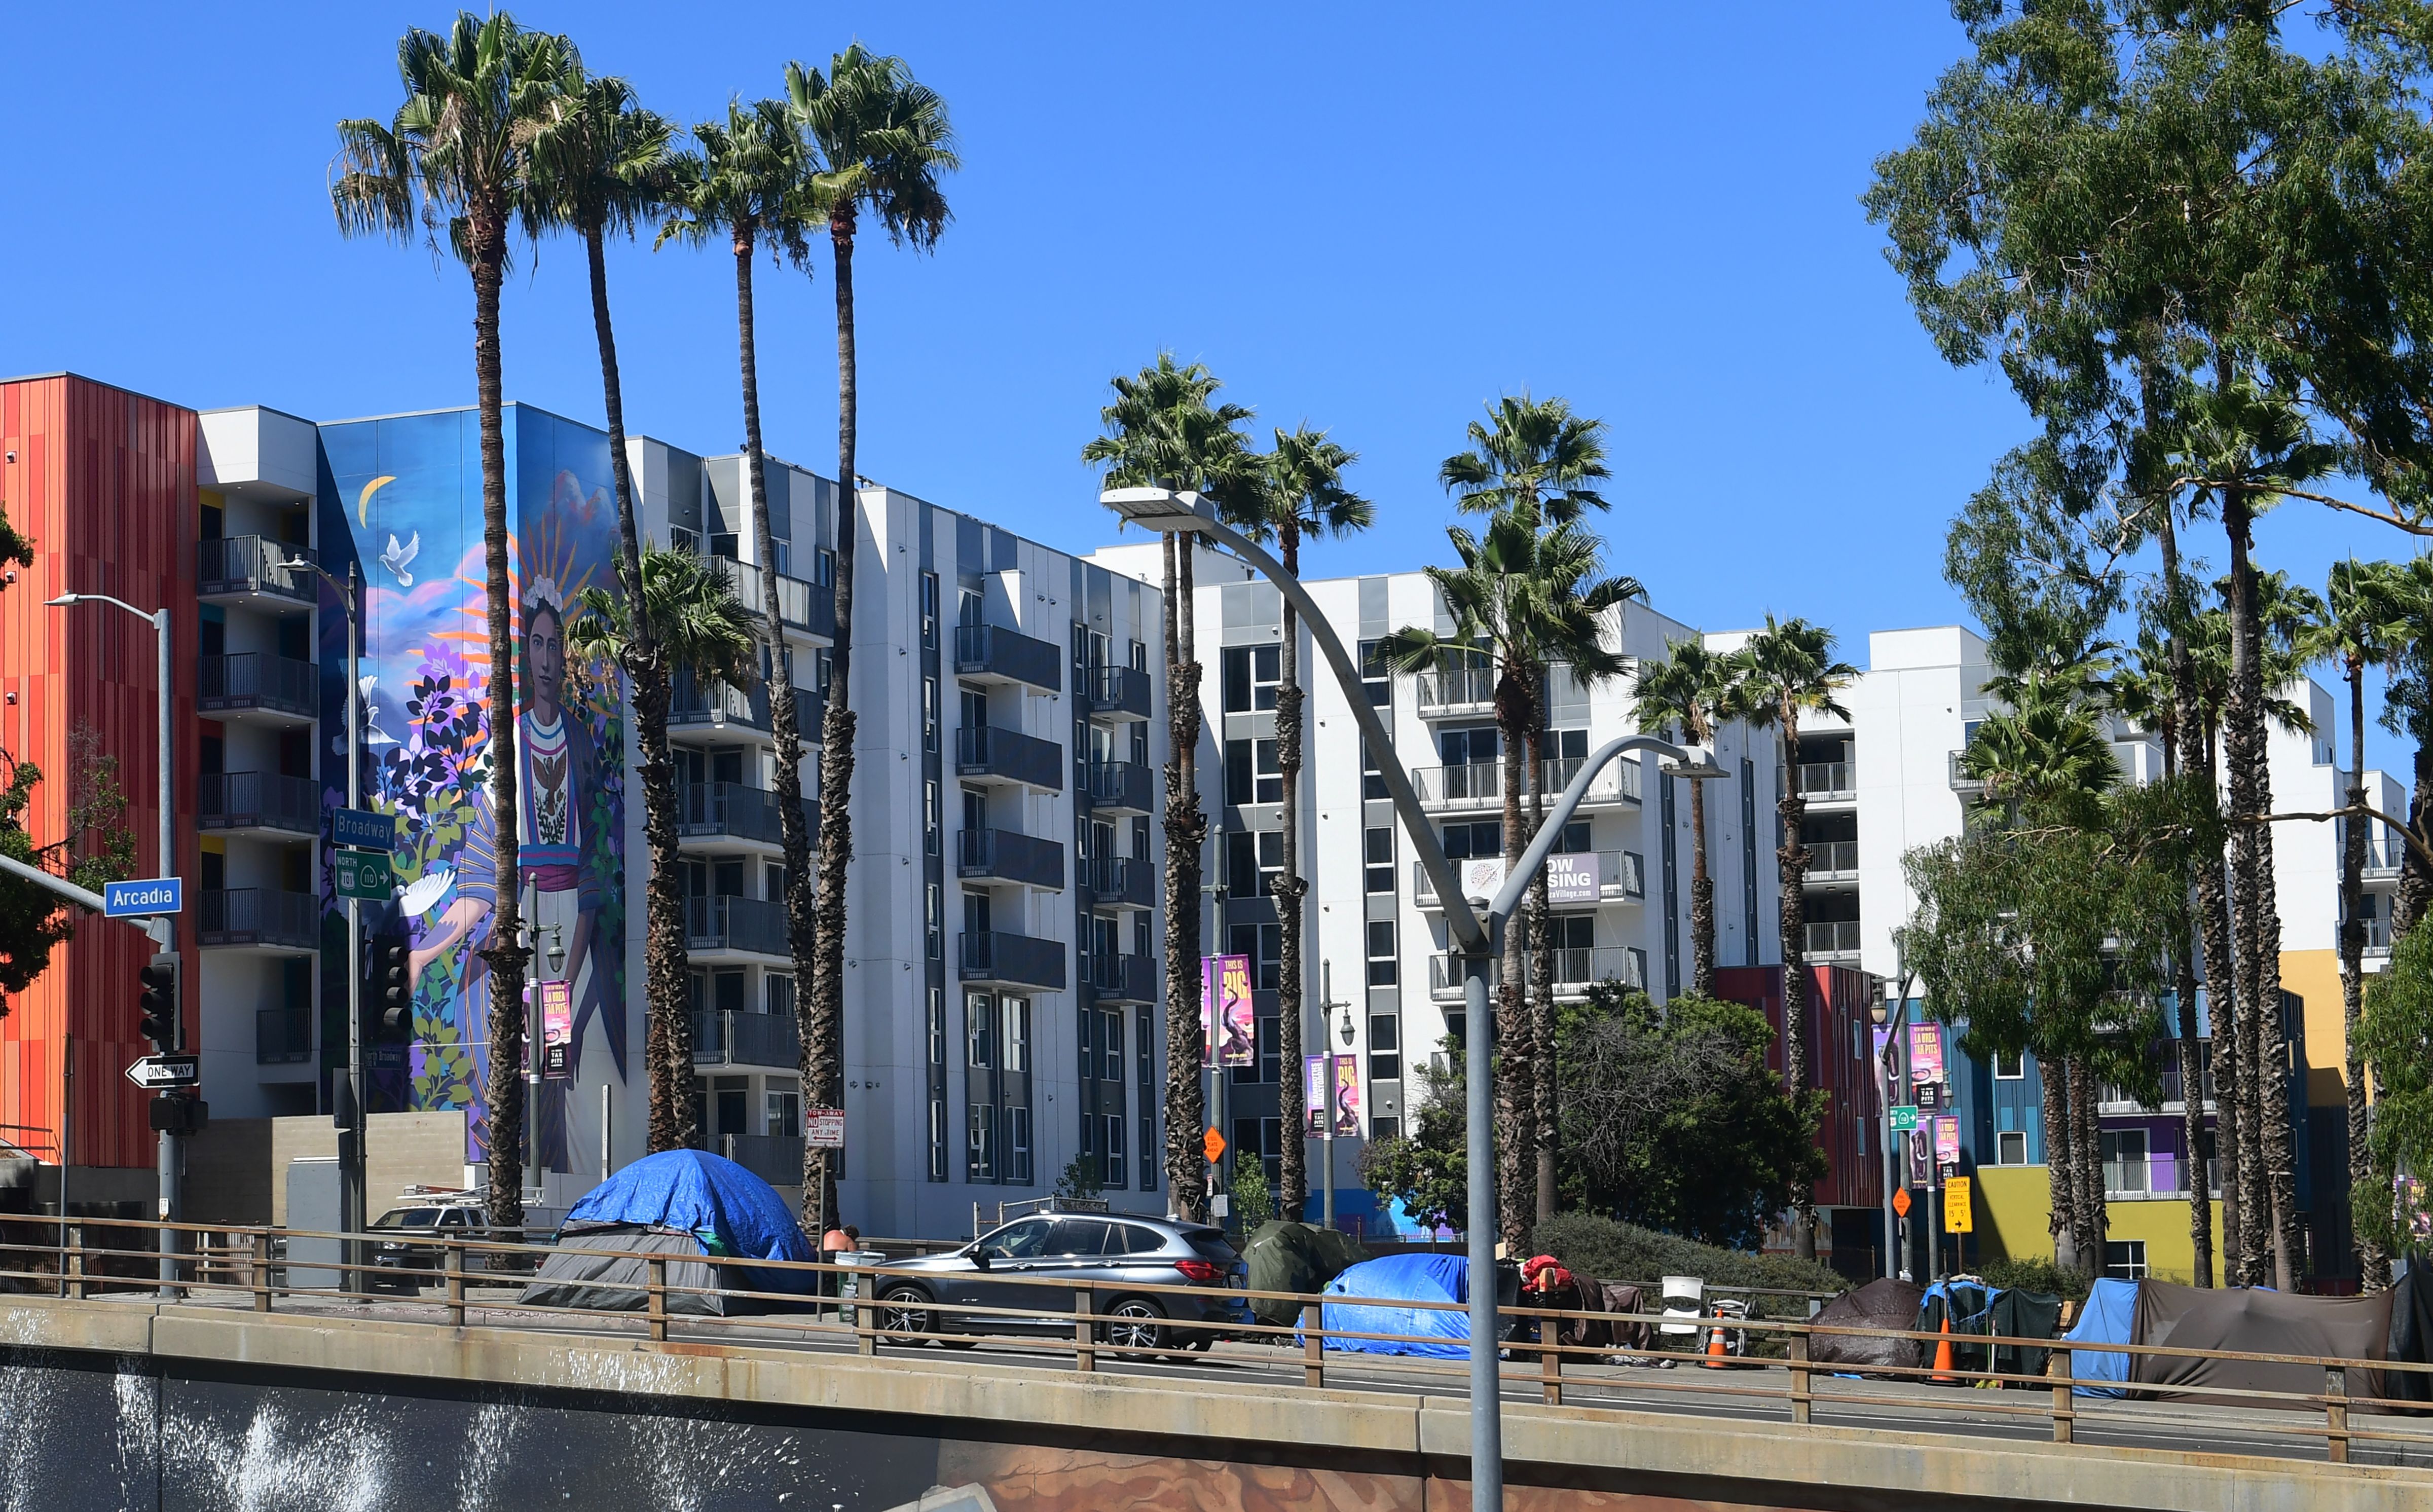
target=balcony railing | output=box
[692,1008,800,1069]
[1948,750,1985,795]
[954,623,1062,692]
[669,673,771,734]
[1082,854,1155,910]
[2366,914,2393,952]
[728,569,836,640]
[2365,835,2405,874]
[957,725,1064,792]
[677,782,817,849]
[1415,668,1497,714]
[199,771,318,836]
[685,894,792,957]
[1426,946,1646,997]
[200,888,318,950]
[958,827,1067,890]
[719,1131,806,1189]
[1792,760,1853,797]
[1541,754,1642,804]
[198,536,316,603]
[1082,759,1154,813]
[1083,950,1157,1003]
[1414,758,1640,808]
[1083,664,1152,721]
[959,930,1066,991]
[198,653,316,720]
[255,1008,313,1065]
[1805,839,1858,875]
[1805,919,1862,954]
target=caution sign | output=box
[1944,1174,1974,1234]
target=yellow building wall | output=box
[2281,948,2349,1111]
[1969,1166,2224,1284]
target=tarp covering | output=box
[2390,1268,2433,1409]
[1810,1278,1925,1372]
[1244,1222,1371,1325]
[2131,1280,2392,1405]
[517,1227,736,1315]
[1320,1253,1477,1358]
[559,1149,814,1289]
[1978,1287,2062,1379]
[2064,1278,2137,1397]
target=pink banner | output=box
[1203,954,1254,1068]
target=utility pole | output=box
[1318,961,1350,1230]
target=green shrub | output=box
[1530,1212,1846,1317]
[1976,1256,2089,1303]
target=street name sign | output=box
[102,878,181,917]
[334,851,393,901]
[125,1054,200,1091]
[331,808,397,854]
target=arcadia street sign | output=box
[125,1054,200,1091]
[102,878,182,917]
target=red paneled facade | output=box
[1714,963,1885,1216]
[0,374,199,1173]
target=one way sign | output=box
[125,1055,199,1091]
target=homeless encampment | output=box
[518,1149,817,1316]
[2131,1280,2391,1405]
[1908,1277,2061,1378]
[2390,1267,2433,1409]
[1809,1277,1925,1372]
[1244,1222,1371,1326]
[2063,1277,2137,1397]
[1319,1253,1516,1358]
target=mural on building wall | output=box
[320,407,628,1166]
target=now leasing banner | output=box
[1455,852,1602,905]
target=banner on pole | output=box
[1334,1055,1361,1137]
[538,979,573,1080]
[1203,954,1254,1068]
[1303,1054,1331,1136]
[1906,1022,1945,1086]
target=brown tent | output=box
[1810,1278,1926,1373]
[2130,1281,2391,1407]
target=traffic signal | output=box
[137,953,177,1050]
[376,933,413,1039]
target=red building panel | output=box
[0,374,198,1172]
[1713,963,1885,1214]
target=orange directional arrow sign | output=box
[1203,1126,1227,1163]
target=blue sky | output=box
[1,2,2417,770]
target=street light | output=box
[1102,485,1721,1509]
[46,589,180,1293]
[1869,970,1914,1283]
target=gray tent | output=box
[2131,1280,2391,1405]
[1809,1278,1925,1373]
[519,1227,761,1316]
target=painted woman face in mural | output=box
[526,599,565,726]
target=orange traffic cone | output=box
[1703,1321,1729,1369]
[1931,1315,1957,1384]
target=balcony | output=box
[685,894,792,958]
[2365,834,2405,879]
[199,771,318,839]
[199,888,318,951]
[954,623,1062,692]
[1541,754,1642,806]
[198,536,316,607]
[255,1007,313,1065]
[957,725,1063,793]
[692,1008,801,1070]
[1789,761,1854,800]
[1082,759,1153,814]
[1804,840,1859,879]
[1948,750,1986,796]
[1084,854,1155,910]
[2366,913,2393,955]
[1083,951,1158,1003]
[1415,668,1497,718]
[958,827,1067,891]
[1084,664,1153,721]
[728,569,836,641]
[677,782,817,851]
[1805,919,1862,956]
[959,930,1066,991]
[669,673,772,736]
[1413,850,1642,907]
[1425,946,1645,1000]
[198,653,316,725]
[1412,758,1639,812]
[718,1131,806,1190]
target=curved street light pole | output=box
[1101,488,1722,1509]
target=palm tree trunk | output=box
[2043,1054,2079,1276]
[2153,506,2211,1285]
[1494,671,1536,1251]
[471,229,527,1229]
[585,223,689,1156]
[2072,1056,2108,1272]
[2200,715,2245,1284]
[1688,772,1714,999]
[1275,524,1308,1218]
[1162,532,1207,1219]
[805,209,862,1227]
[1526,705,1557,1227]
[1777,712,1815,1260]
[2342,657,2386,1290]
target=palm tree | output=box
[1634,639,1735,997]
[1234,426,1372,1217]
[1379,508,1640,1246]
[2322,559,2405,1290]
[785,45,956,1223]
[1956,694,2122,807]
[567,546,761,1147]
[527,59,683,1152]
[1726,614,1856,1261]
[333,12,571,1228]
[1083,354,1258,1219]
[660,98,826,1211]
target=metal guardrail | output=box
[954,624,1063,692]
[685,895,792,956]
[958,725,1064,792]
[1083,663,1152,720]
[678,781,817,848]
[9,1213,2431,1469]
[1427,947,1646,996]
[957,828,1067,891]
[198,771,318,836]
[201,888,318,949]
[692,1007,800,1069]
[198,652,316,719]
[1413,759,1639,808]
[1807,839,1858,874]
[1415,668,1497,713]
[1805,919,1862,954]
[958,930,1066,990]
[253,1009,312,1064]
[1082,854,1154,909]
[197,537,316,602]
[1082,759,1153,813]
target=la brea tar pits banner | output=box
[1456,852,1601,905]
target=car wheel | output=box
[1102,1298,1167,1356]
[879,1285,939,1343]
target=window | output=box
[967,991,994,1068]
[1362,826,1396,893]
[1356,638,1391,706]
[969,1104,999,1182]
[930,1099,947,1181]
[923,677,939,753]
[2101,1129,2150,1194]
[1551,821,1591,855]
[1368,1013,1401,1082]
[1994,1050,2025,1081]
[765,1087,801,1139]
[1001,997,1030,1073]
[1367,920,1398,986]
[1361,737,1388,800]
[1095,1008,1123,1081]
[1224,738,1283,805]
[960,588,983,628]
[1228,922,1283,991]
[2103,1240,2149,1280]
[1005,1105,1033,1185]
[815,546,834,587]
[1101,1113,1126,1187]
[927,884,942,959]
[765,973,795,1019]
[1441,820,1502,860]
[1372,1116,1402,1142]
[770,538,792,577]
[928,988,946,1066]
[924,781,941,854]
[1221,644,1282,713]
[1232,1115,1283,1184]
[1226,829,1284,899]
[920,572,939,644]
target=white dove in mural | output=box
[380,530,420,588]
[331,677,399,754]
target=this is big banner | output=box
[1203,954,1255,1068]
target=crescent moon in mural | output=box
[358,474,397,527]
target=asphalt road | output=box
[107,1287,2433,1472]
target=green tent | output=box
[1244,1222,1371,1326]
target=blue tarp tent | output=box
[1320,1253,1477,1358]
[2063,1277,2138,1396]
[519,1150,817,1314]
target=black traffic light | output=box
[376,934,413,1039]
[137,953,177,1050]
